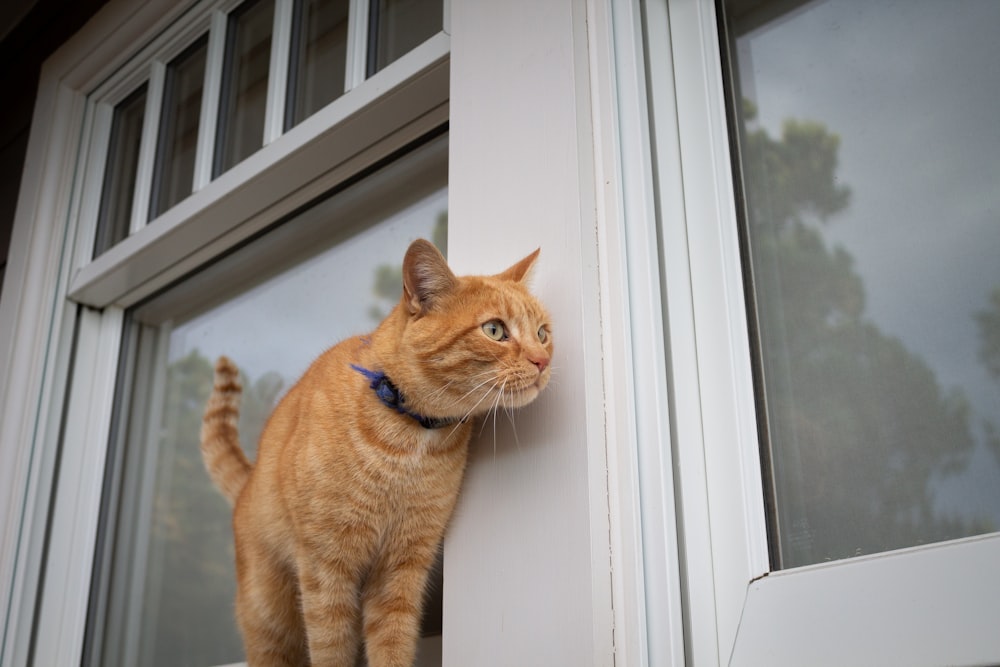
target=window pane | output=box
[724,0,1000,568]
[286,0,350,129]
[88,137,447,666]
[370,0,441,75]
[146,38,207,220]
[215,0,275,176]
[150,37,207,219]
[95,84,147,256]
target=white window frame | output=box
[9,0,999,665]
[2,2,654,667]
[645,0,1000,664]
[1,0,452,663]
[444,0,661,664]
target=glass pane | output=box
[95,84,147,256]
[215,0,275,176]
[88,137,447,666]
[150,37,207,219]
[723,0,1000,568]
[370,0,441,75]
[286,0,350,129]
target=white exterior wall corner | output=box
[446,0,632,665]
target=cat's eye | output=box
[537,326,548,343]
[482,320,507,341]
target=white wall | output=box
[445,1,616,665]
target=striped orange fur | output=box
[200,239,552,667]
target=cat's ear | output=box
[496,248,540,284]
[402,239,456,316]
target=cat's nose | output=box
[529,355,549,372]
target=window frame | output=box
[0,0,450,663]
[5,0,643,665]
[644,0,1000,664]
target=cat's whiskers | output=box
[444,371,503,413]
[480,376,507,438]
[442,375,504,443]
[504,402,521,452]
[489,378,508,465]
[422,368,492,408]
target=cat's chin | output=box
[502,383,543,409]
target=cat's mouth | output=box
[501,378,545,407]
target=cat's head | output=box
[388,239,553,421]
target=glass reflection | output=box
[725,0,1000,568]
[370,0,441,74]
[150,38,207,218]
[95,84,147,256]
[286,0,350,129]
[215,0,274,176]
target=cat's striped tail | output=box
[200,356,252,506]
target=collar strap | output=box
[350,364,463,430]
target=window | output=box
[151,37,209,218]
[214,0,275,176]
[93,0,447,257]
[94,85,148,256]
[86,137,448,667]
[370,0,443,74]
[646,0,1000,663]
[285,0,350,128]
[8,0,450,664]
[722,0,1000,570]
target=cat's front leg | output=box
[360,540,438,667]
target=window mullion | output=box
[129,63,165,233]
[264,0,294,145]
[193,11,228,191]
[344,0,370,91]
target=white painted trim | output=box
[263,0,294,145]
[733,535,1000,666]
[56,0,194,97]
[0,79,90,666]
[646,0,768,661]
[131,61,165,231]
[606,0,685,664]
[193,10,228,191]
[585,0,684,664]
[32,308,125,667]
[345,0,370,90]
[445,0,618,664]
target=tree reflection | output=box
[976,288,1000,381]
[145,350,283,666]
[368,213,448,321]
[976,287,1000,466]
[740,103,993,567]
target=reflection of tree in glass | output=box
[975,287,1000,465]
[741,101,992,568]
[368,212,447,321]
[148,350,283,666]
[976,288,1000,381]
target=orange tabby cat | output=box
[201,239,552,667]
